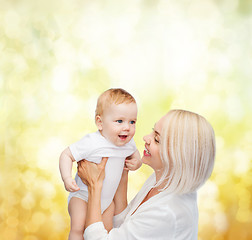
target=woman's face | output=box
[142,115,167,171]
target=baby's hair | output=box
[95,88,136,117]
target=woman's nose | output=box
[143,134,150,144]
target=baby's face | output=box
[98,102,137,146]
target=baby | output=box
[59,88,142,240]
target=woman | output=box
[77,109,216,240]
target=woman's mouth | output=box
[144,146,151,156]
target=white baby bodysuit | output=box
[68,131,137,213]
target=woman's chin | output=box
[141,158,149,166]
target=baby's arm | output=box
[59,147,80,192]
[124,150,142,171]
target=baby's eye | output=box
[130,120,136,124]
[116,120,123,123]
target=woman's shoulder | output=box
[134,190,198,224]
[158,191,198,215]
[131,192,198,239]
[161,192,199,234]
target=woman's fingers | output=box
[77,160,89,183]
[99,157,108,169]
[77,158,108,187]
[98,157,108,181]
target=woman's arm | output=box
[77,157,108,229]
[79,166,175,240]
[113,169,129,216]
[114,170,129,215]
[84,197,176,240]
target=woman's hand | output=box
[77,158,108,229]
[77,157,108,189]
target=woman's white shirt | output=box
[84,173,199,240]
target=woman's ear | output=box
[95,115,103,131]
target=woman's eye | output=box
[154,138,159,143]
[130,120,136,124]
[116,120,123,123]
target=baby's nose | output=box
[123,123,130,130]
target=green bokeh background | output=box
[1,0,252,239]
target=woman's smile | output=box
[144,145,151,156]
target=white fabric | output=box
[84,173,199,240]
[68,131,137,213]
[67,190,88,204]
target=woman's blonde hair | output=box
[157,109,216,194]
[95,88,136,117]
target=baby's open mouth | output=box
[119,135,127,140]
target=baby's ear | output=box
[95,115,103,130]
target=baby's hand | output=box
[124,158,142,171]
[63,177,80,192]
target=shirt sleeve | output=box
[84,203,176,240]
[69,134,92,162]
[113,206,130,228]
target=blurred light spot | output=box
[6,216,19,228]
[243,174,252,187]
[24,236,38,240]
[215,173,228,185]
[233,150,249,175]
[198,211,211,225]
[21,192,35,210]
[238,188,250,208]
[225,96,244,121]
[13,54,29,73]
[189,71,207,91]
[50,213,66,231]
[54,39,76,63]
[41,181,56,198]
[32,211,46,226]
[23,43,39,59]
[214,212,228,232]
[49,95,81,122]
[3,228,17,240]
[0,74,3,89]
[216,54,231,74]
[236,209,251,223]
[52,65,71,92]
[22,170,37,190]
[163,23,206,83]
[198,181,219,209]
[22,95,41,121]
[77,54,93,71]
[216,136,225,150]
[4,10,20,39]
[25,219,39,233]
[86,96,98,119]
[201,95,221,112]
[37,137,63,171]
[23,170,37,182]
[9,208,19,218]
[40,198,52,210]
[114,18,136,45]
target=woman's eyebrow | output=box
[152,127,160,136]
